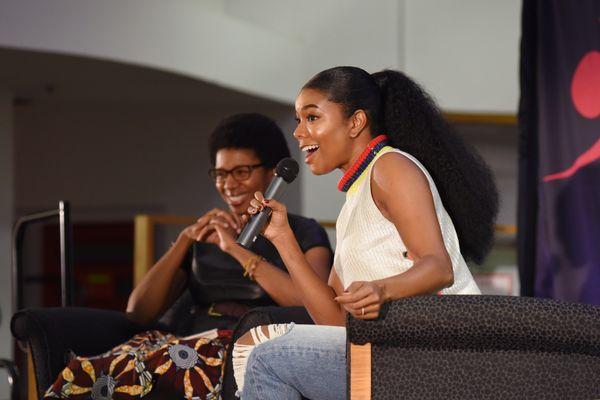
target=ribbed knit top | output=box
[333,146,481,294]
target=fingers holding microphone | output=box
[245,192,289,241]
[237,158,298,247]
[248,191,266,215]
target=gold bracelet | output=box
[242,255,263,280]
[242,255,257,277]
[249,256,264,280]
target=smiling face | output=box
[214,148,274,215]
[294,88,371,175]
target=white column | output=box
[0,88,14,398]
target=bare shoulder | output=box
[371,151,429,193]
[370,151,434,219]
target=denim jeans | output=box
[240,324,347,400]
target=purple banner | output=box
[531,1,600,304]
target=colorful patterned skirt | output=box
[44,329,233,400]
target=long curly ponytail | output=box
[372,70,498,263]
[304,67,498,263]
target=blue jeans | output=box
[240,324,347,400]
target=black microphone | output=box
[236,157,299,248]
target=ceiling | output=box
[0,46,287,108]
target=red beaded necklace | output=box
[337,135,389,192]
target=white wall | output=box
[0,89,14,399]
[225,0,404,77]
[0,0,304,103]
[404,0,521,113]
[0,0,405,105]
[0,0,521,112]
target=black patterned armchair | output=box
[346,295,600,400]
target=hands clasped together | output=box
[181,208,248,252]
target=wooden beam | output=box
[319,220,517,235]
[27,350,38,400]
[133,215,154,287]
[350,343,371,400]
[445,112,517,125]
[133,215,198,285]
[145,215,198,225]
[319,220,336,229]
[495,224,518,234]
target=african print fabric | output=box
[45,329,232,400]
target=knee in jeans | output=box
[244,341,266,371]
[233,323,294,394]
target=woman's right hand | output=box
[248,191,292,243]
[180,208,243,242]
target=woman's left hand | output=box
[334,281,388,320]
[197,214,243,252]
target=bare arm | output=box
[126,233,190,324]
[271,229,346,325]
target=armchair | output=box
[11,304,312,400]
[10,214,321,399]
[11,307,146,398]
[347,295,600,399]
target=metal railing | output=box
[12,200,74,312]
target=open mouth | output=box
[226,194,247,206]
[301,144,320,156]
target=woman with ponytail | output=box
[232,67,498,399]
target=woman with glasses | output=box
[127,113,333,333]
[46,114,332,399]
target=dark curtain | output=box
[518,0,600,304]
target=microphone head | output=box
[275,158,299,183]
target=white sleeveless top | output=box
[333,146,480,294]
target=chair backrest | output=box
[347,295,600,400]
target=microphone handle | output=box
[236,176,288,249]
[264,177,285,198]
[237,206,272,248]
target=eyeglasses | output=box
[208,163,264,183]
